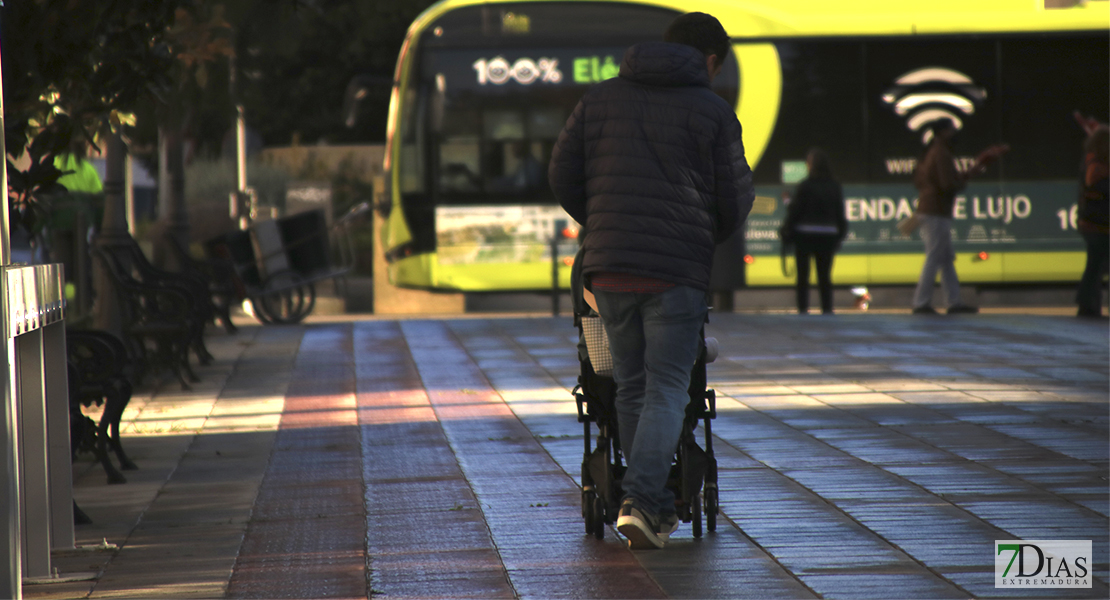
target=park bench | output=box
[92,245,201,390]
[165,234,241,334]
[114,237,215,365]
[66,329,135,485]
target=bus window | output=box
[439,107,482,192]
[484,109,526,140]
[440,137,482,192]
[488,140,546,193]
[528,108,565,139]
[399,86,425,193]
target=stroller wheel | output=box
[705,483,718,532]
[692,494,703,539]
[583,489,597,535]
[592,494,605,540]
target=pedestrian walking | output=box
[1075,121,1109,318]
[549,11,753,549]
[781,148,847,314]
[910,119,1006,315]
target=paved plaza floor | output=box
[23,310,1110,599]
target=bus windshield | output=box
[424,45,633,203]
[390,1,738,278]
[405,2,738,208]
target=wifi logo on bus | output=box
[882,67,987,144]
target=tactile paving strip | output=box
[228,326,367,599]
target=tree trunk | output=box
[92,134,131,336]
[156,125,191,270]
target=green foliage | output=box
[234,0,439,145]
[2,0,239,243]
[2,0,184,207]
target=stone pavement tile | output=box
[365,510,497,555]
[41,313,1110,599]
[369,576,513,599]
[781,467,949,502]
[890,422,1069,463]
[796,572,966,599]
[253,478,367,520]
[229,325,365,599]
[353,322,515,599]
[958,498,1109,544]
[644,567,816,600]
[939,380,1040,391]
[402,320,669,600]
[948,571,1110,599]
[842,344,912,359]
[789,383,876,395]
[229,549,368,600]
[1033,367,1107,382]
[85,517,250,599]
[136,482,260,526]
[502,571,652,600]
[811,391,956,421]
[739,396,881,431]
[892,390,992,406]
[68,433,194,522]
[28,327,281,600]
[964,366,1045,380]
[858,379,958,393]
[715,383,799,396]
[364,478,479,515]
[359,434,459,474]
[883,463,1043,498]
[711,411,859,470]
[805,427,961,465]
[983,424,1108,463]
[893,364,974,378]
[370,550,513,598]
[712,455,964,597]
[983,461,1110,516]
[927,402,1048,426]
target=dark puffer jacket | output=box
[549,41,754,291]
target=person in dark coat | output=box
[1076,123,1109,318]
[782,148,847,314]
[549,12,753,549]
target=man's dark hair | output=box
[929,119,957,140]
[664,12,730,62]
[806,148,834,180]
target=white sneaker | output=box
[657,513,680,542]
[616,499,665,549]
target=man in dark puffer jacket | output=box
[550,12,753,549]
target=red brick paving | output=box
[228,326,366,599]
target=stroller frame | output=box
[571,264,719,540]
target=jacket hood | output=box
[619,42,710,88]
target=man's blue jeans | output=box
[913,214,961,309]
[594,285,707,518]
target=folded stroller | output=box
[570,247,719,540]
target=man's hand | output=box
[1074,110,1106,136]
[971,143,1010,175]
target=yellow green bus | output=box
[380,0,1109,292]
